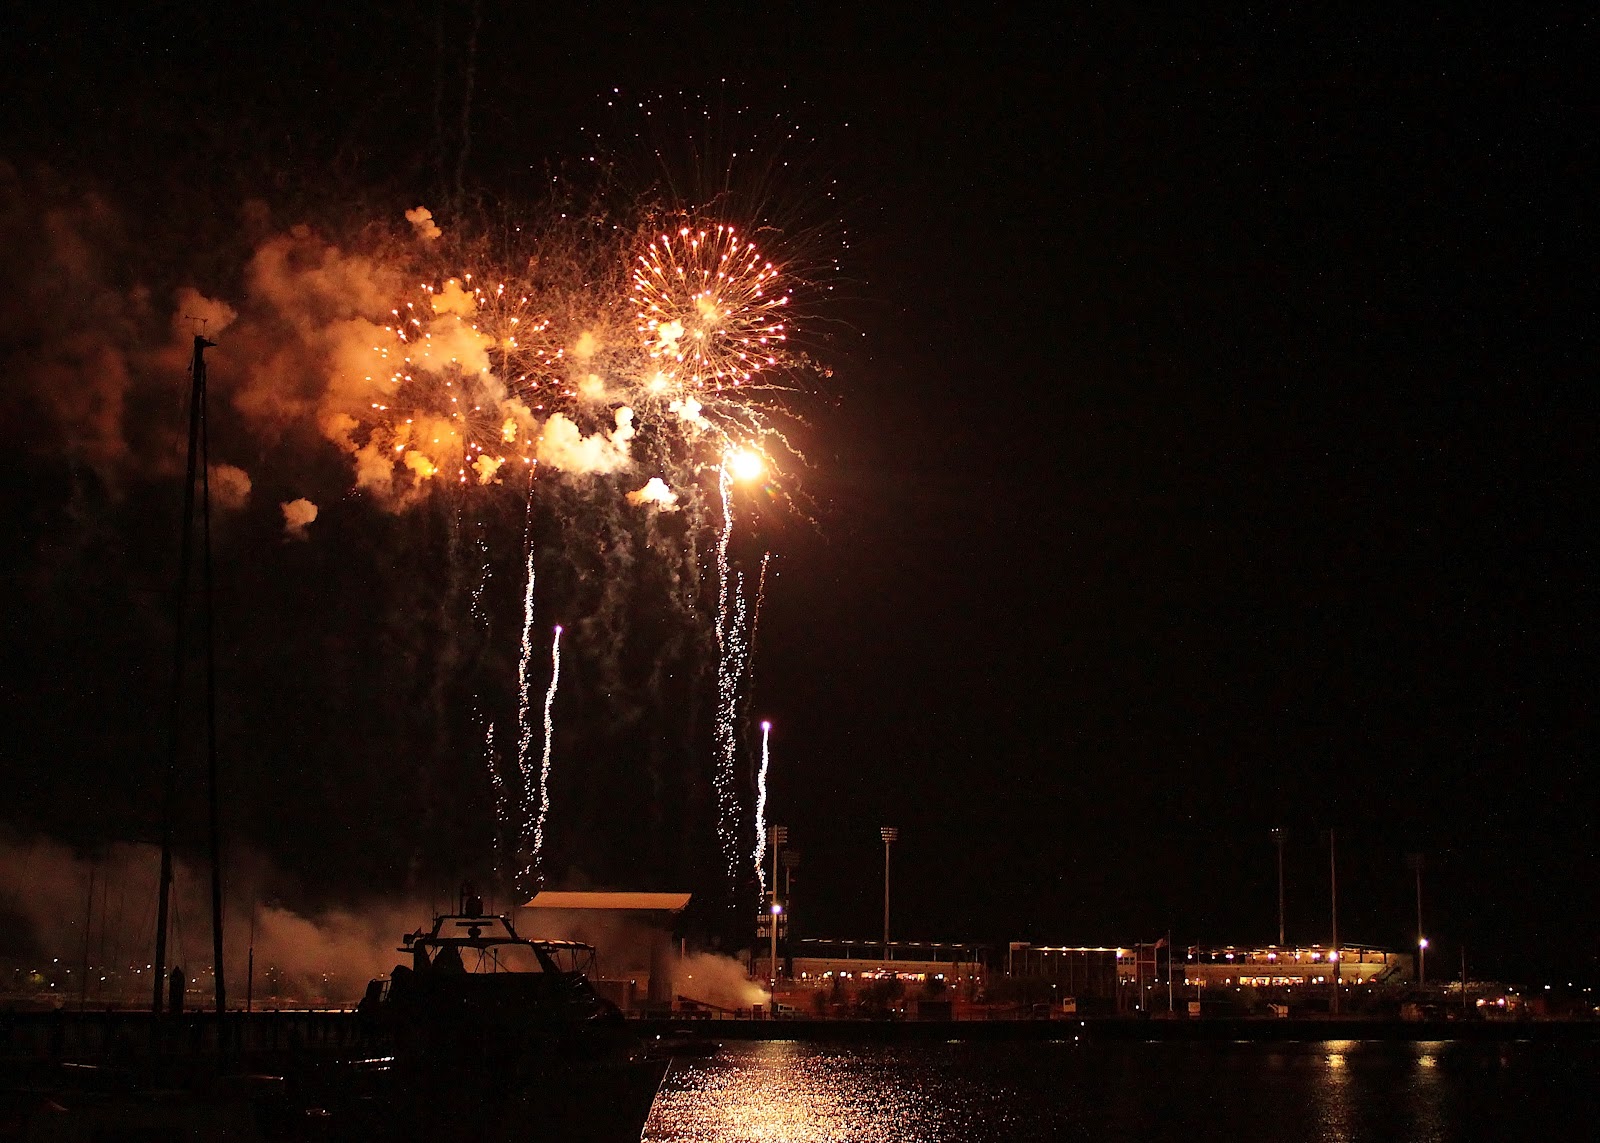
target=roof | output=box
[797,938,982,951]
[522,891,692,913]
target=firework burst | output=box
[370,276,536,487]
[294,196,826,907]
[631,223,789,391]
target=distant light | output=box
[761,720,772,731]
[771,904,782,915]
[1419,938,1429,949]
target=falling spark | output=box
[712,464,744,883]
[531,624,563,888]
[754,720,772,903]
[748,550,773,674]
[468,522,503,887]
[260,204,826,901]
[485,722,506,887]
[513,480,541,895]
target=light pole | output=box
[770,825,789,991]
[1328,828,1340,1015]
[777,845,796,928]
[1406,853,1426,986]
[1271,828,1286,946]
[881,827,899,962]
[781,849,800,910]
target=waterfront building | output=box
[1182,944,1411,988]
[776,938,986,1013]
[521,891,692,1009]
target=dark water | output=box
[645,1039,1598,1142]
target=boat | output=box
[350,889,670,1142]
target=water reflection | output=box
[644,1039,1598,1143]
[647,1042,951,1142]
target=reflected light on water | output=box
[649,1042,945,1142]
[1311,1039,1355,1142]
[644,1037,1598,1143]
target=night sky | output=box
[2,8,1592,983]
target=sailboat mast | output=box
[198,341,227,1015]
[152,334,222,1015]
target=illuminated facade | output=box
[1182,944,1411,988]
[1007,945,1123,1001]
[783,939,985,993]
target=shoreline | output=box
[636,1015,1600,1043]
[2,1008,1596,1066]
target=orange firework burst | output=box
[631,223,789,391]
[370,274,552,486]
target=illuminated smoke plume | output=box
[405,206,443,241]
[534,407,635,475]
[207,464,253,511]
[626,477,679,511]
[0,835,433,1006]
[6,177,830,917]
[280,498,318,540]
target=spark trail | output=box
[484,722,506,886]
[468,520,502,884]
[515,490,539,895]
[754,720,772,903]
[530,624,563,889]
[711,464,745,885]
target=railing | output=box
[0,1009,375,1062]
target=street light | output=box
[1406,853,1426,986]
[881,827,899,962]
[1327,828,1340,1015]
[1270,828,1286,946]
[780,848,800,901]
[770,825,789,990]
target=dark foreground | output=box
[646,1038,1600,1142]
[3,1012,1596,1140]
[0,1011,665,1142]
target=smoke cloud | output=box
[2,168,157,481]
[0,834,430,1005]
[280,497,318,540]
[171,286,238,340]
[404,206,443,241]
[670,397,713,433]
[5,184,788,528]
[626,477,679,512]
[677,950,769,1010]
[535,407,635,475]
[208,463,253,511]
[514,908,766,1011]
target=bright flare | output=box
[728,448,764,482]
